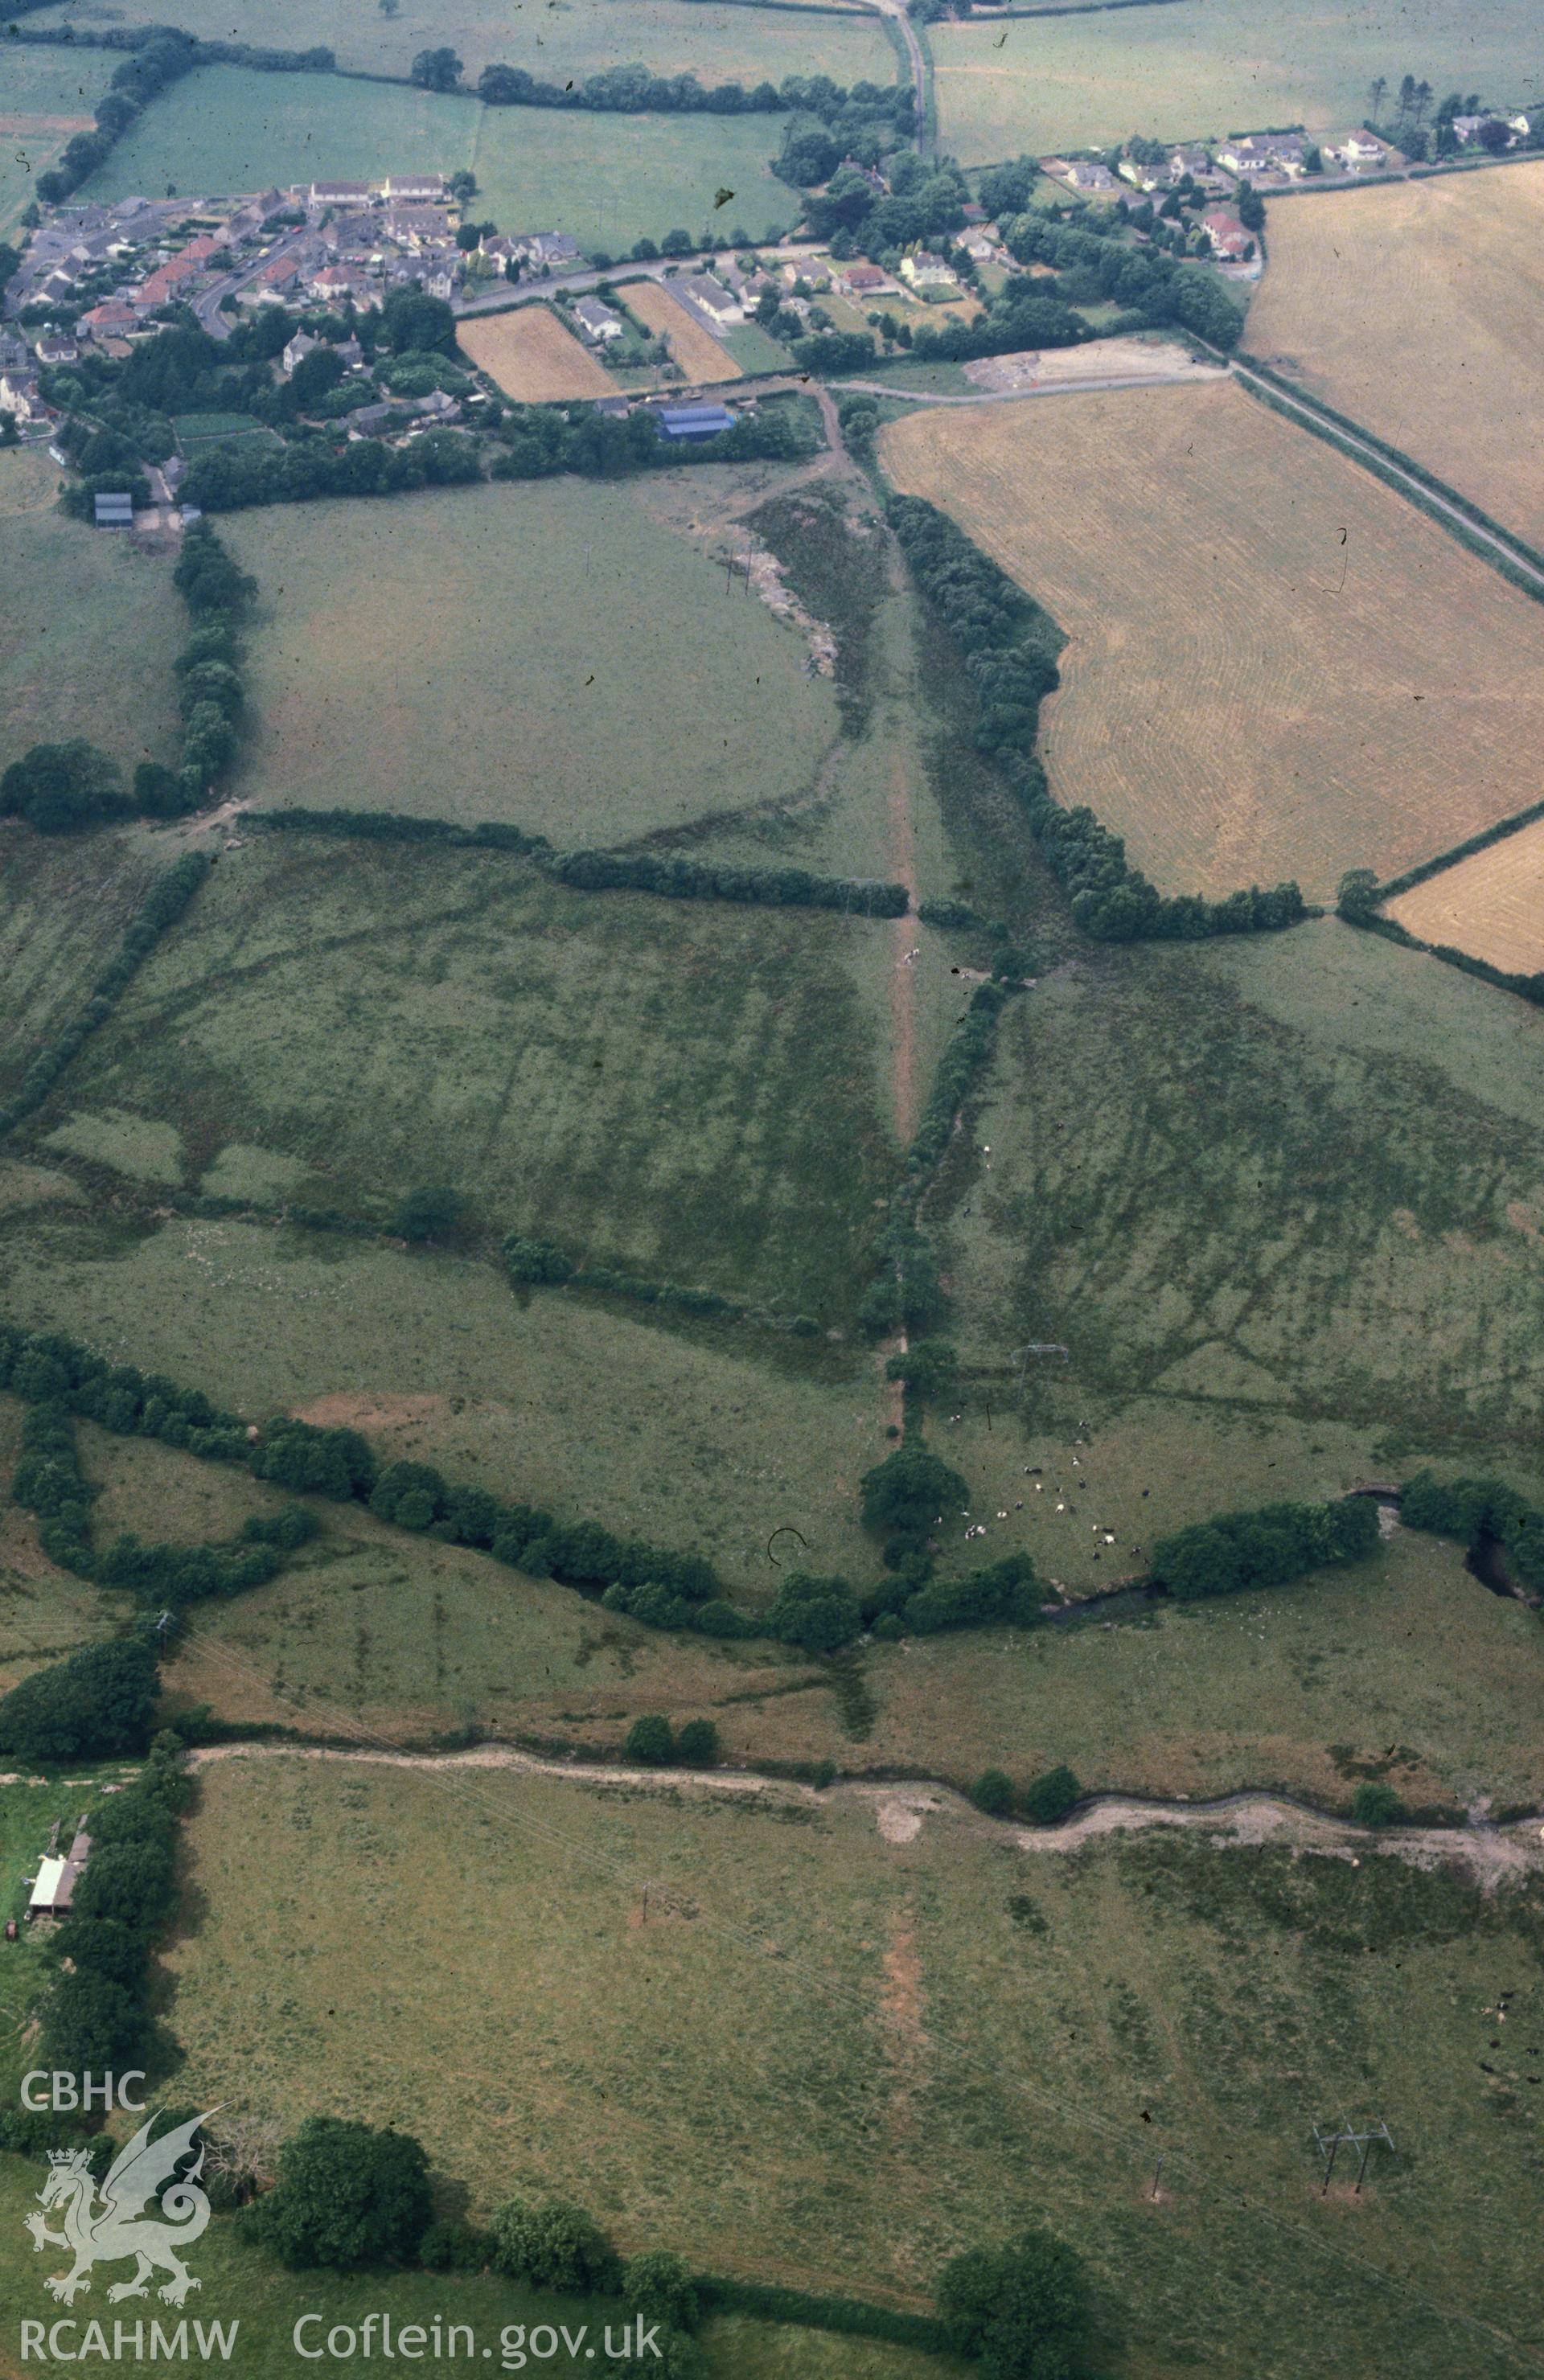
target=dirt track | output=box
[191,1742,1544,1889]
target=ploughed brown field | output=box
[880,379,1544,900]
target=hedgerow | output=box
[888,494,1309,943]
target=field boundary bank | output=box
[1231,355,1544,597]
[1341,907,1544,1012]
[240,808,910,917]
[0,851,208,1145]
[185,1741,1544,1874]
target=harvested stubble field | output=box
[880,380,1544,900]
[18,836,897,1321]
[624,279,743,383]
[1386,818,1544,976]
[456,304,617,400]
[934,918,1544,1477]
[224,476,839,834]
[24,0,889,88]
[930,0,1540,163]
[0,450,185,782]
[1247,163,1544,554]
[158,1752,1544,2379]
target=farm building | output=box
[655,403,736,441]
[573,296,624,344]
[383,173,446,202]
[27,1830,92,1918]
[93,493,134,529]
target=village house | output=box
[281,329,319,376]
[0,371,43,424]
[837,261,896,297]
[1217,132,1308,177]
[34,331,79,366]
[572,295,624,343]
[900,249,958,290]
[509,232,581,271]
[306,261,372,303]
[237,255,301,306]
[1119,156,1175,192]
[1200,206,1254,261]
[1327,129,1390,172]
[382,205,454,250]
[1065,160,1119,192]
[347,400,398,437]
[80,298,141,339]
[961,231,1000,264]
[1168,145,1212,179]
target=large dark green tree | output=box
[937,2226,1094,2378]
[0,1639,159,1763]
[249,2117,433,2270]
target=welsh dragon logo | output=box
[24,2110,217,2307]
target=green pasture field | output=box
[0,831,159,1110]
[0,1397,114,1704]
[0,450,184,783]
[55,1410,1544,1813]
[22,0,889,88]
[72,57,806,248]
[222,476,840,837]
[470,106,798,249]
[60,1413,820,1743]
[931,0,1544,163]
[0,44,116,232]
[721,320,795,373]
[15,835,897,1319]
[856,1526,1544,1809]
[152,1754,1544,2378]
[0,1208,904,1585]
[0,2162,956,2380]
[934,917,1544,1480]
[80,64,470,203]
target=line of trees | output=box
[502,1233,822,1334]
[0,854,207,1137]
[544,846,909,913]
[1398,1470,1544,1594]
[36,1727,193,2078]
[4,524,255,828]
[1149,1496,1381,1600]
[889,494,1308,942]
[10,1387,319,1610]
